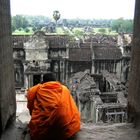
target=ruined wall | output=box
[24,33,49,61]
[128,0,140,127]
[0,0,16,134]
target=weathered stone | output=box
[128,0,140,128]
[0,0,16,134]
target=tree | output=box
[53,10,61,24]
[11,24,16,32]
[111,18,133,33]
[25,28,30,33]
[32,27,37,32]
[62,19,68,26]
[12,15,29,30]
[111,18,124,32]
[124,20,133,33]
[98,28,106,34]
[74,30,84,38]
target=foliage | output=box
[98,28,106,34]
[56,27,65,34]
[25,15,49,27]
[73,29,84,37]
[12,29,33,35]
[111,18,133,33]
[12,15,29,31]
[11,15,134,35]
[62,19,68,26]
[25,28,30,33]
[32,27,37,32]
[12,27,34,35]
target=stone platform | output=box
[1,94,140,140]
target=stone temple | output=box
[13,31,131,123]
[1,0,140,139]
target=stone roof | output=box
[12,35,30,48]
[84,34,117,45]
[69,47,92,61]
[69,70,95,88]
[93,46,122,60]
[45,34,70,47]
[102,71,125,91]
[69,42,79,48]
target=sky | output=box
[10,0,136,19]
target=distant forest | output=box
[11,15,133,34]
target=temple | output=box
[12,31,132,123]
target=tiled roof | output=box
[94,46,122,60]
[69,47,92,61]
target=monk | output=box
[27,73,80,140]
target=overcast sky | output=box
[10,0,135,19]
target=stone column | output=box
[91,60,95,74]
[0,0,16,134]
[128,0,140,127]
[24,74,29,89]
[65,61,69,84]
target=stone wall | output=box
[0,0,16,134]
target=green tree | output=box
[111,18,124,32]
[124,20,133,33]
[111,18,133,33]
[74,30,84,37]
[12,15,29,30]
[11,24,16,32]
[32,27,37,32]
[25,28,30,33]
[63,19,68,26]
[98,28,106,34]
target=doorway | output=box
[33,74,41,86]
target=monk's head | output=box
[42,73,56,83]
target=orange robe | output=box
[27,81,80,140]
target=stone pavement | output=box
[1,93,140,140]
[1,120,140,140]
